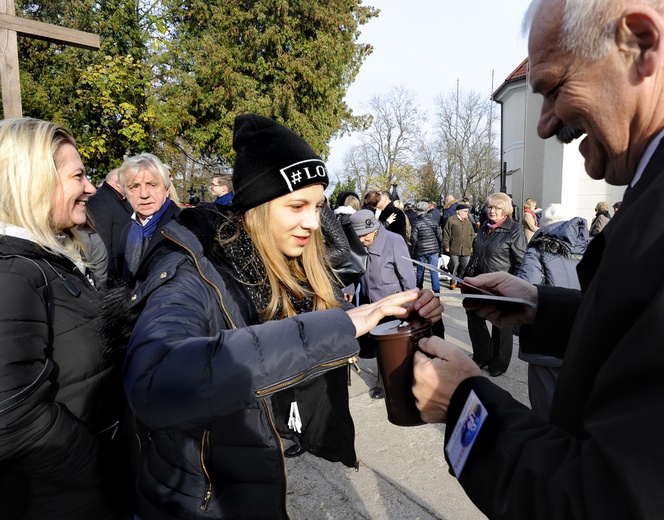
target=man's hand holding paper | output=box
[461,272,538,327]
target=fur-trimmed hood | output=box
[529,217,588,256]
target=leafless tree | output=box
[340,86,424,198]
[433,86,499,204]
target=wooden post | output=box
[0,0,21,117]
[0,0,99,118]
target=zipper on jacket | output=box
[256,355,359,396]
[163,231,237,330]
[263,399,290,519]
[199,429,212,511]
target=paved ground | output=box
[285,280,531,519]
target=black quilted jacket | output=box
[411,212,443,257]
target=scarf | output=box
[206,209,314,322]
[215,192,234,206]
[487,215,507,234]
[124,198,173,277]
[525,208,538,220]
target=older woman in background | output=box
[589,201,611,238]
[522,197,540,242]
[464,192,527,377]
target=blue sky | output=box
[326,0,533,178]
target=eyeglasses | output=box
[486,206,503,212]
[210,183,222,188]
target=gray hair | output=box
[118,152,172,191]
[522,0,664,62]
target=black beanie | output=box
[231,114,329,213]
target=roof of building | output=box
[492,57,529,100]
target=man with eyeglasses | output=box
[210,174,234,206]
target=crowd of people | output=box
[3,0,664,517]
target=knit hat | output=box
[539,203,568,227]
[231,114,329,213]
[350,209,380,236]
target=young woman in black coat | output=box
[123,114,443,519]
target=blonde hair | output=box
[595,201,610,213]
[242,202,340,320]
[485,192,514,216]
[524,198,537,209]
[343,195,361,211]
[0,118,87,260]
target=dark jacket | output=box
[465,217,527,276]
[0,235,132,520]
[442,140,664,519]
[411,212,443,257]
[517,217,588,288]
[440,202,457,229]
[86,182,132,283]
[443,215,475,256]
[516,217,588,367]
[320,202,350,267]
[122,205,360,519]
[120,200,181,280]
[378,201,409,244]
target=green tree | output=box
[14,0,151,180]
[328,177,358,208]
[153,0,378,165]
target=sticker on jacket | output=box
[445,390,487,478]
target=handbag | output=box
[333,221,368,287]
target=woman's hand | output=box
[386,213,397,225]
[347,289,444,338]
[347,289,418,337]
[408,288,444,323]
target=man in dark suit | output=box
[412,1,664,518]
[119,153,181,280]
[86,168,132,284]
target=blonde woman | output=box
[589,201,611,238]
[122,115,442,519]
[0,118,133,519]
[522,197,540,242]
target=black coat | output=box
[0,235,132,520]
[120,200,181,281]
[86,182,132,283]
[378,202,409,244]
[122,205,359,519]
[466,217,527,276]
[411,212,443,257]
[444,140,664,519]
